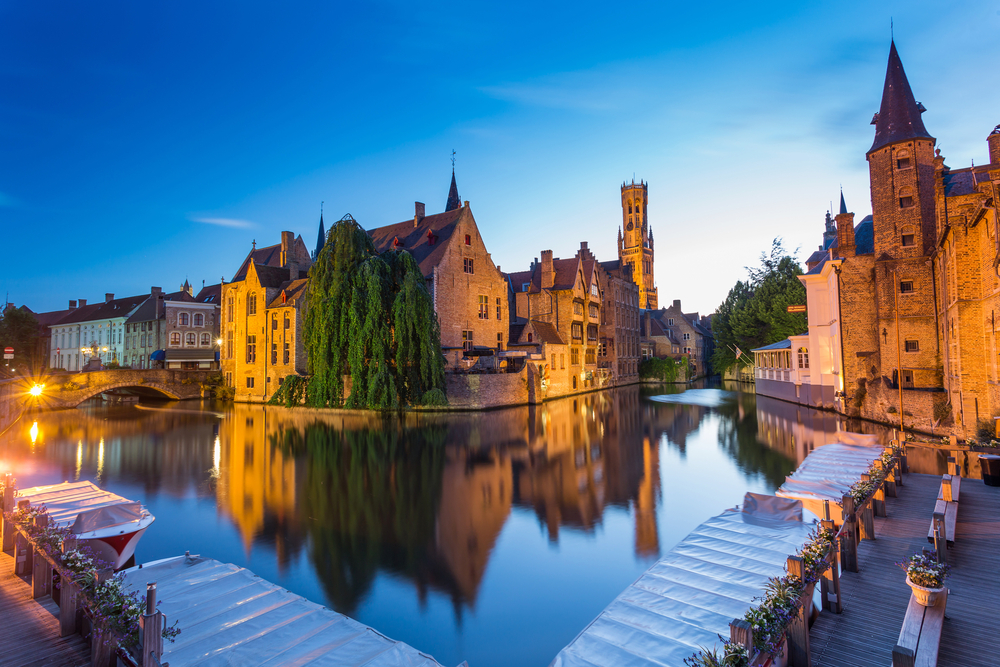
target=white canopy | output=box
[17,481,143,531]
[549,493,815,667]
[121,555,463,667]
[776,442,882,506]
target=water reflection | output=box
[4,383,868,666]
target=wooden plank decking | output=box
[0,550,90,666]
[810,472,1000,667]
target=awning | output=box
[149,350,166,361]
[165,349,216,362]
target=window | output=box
[225,372,232,386]
[599,342,606,357]
[683,333,691,340]
[589,303,599,318]
[496,298,502,320]
[905,340,919,352]
[900,280,915,294]
[170,332,180,346]
[178,312,189,326]
[185,332,195,346]
[551,353,556,368]
[585,348,596,364]
[284,315,290,330]
[272,317,278,330]
[522,282,530,292]
[667,318,674,326]
[574,301,583,315]
[560,354,565,369]
[462,330,473,351]
[141,334,147,348]
[591,283,599,297]
[200,333,210,346]
[465,234,471,245]
[283,341,290,364]
[571,322,583,340]
[571,347,579,365]
[246,335,256,363]
[247,293,257,315]
[901,233,915,247]
[479,295,489,319]
[902,370,914,387]
[227,298,234,322]
[464,258,474,274]
[587,324,598,341]
[798,347,809,369]
[246,377,254,388]
[194,313,205,327]
[226,331,234,358]
[896,150,911,170]
[528,333,533,342]
[271,342,278,365]
[899,187,914,209]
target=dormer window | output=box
[898,186,914,209]
[522,282,530,292]
[896,149,912,170]
[281,291,287,304]
[393,236,401,247]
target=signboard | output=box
[3,347,12,360]
[786,305,807,313]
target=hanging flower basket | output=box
[906,575,945,607]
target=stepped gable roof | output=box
[528,320,565,345]
[368,208,463,277]
[446,171,461,212]
[195,283,222,304]
[254,264,291,288]
[854,215,874,254]
[869,41,933,154]
[125,291,194,324]
[267,278,308,308]
[231,243,282,283]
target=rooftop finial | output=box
[890,17,893,41]
[252,239,256,250]
[451,149,456,171]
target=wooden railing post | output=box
[59,537,80,637]
[819,519,841,614]
[32,514,52,599]
[883,447,898,497]
[900,443,909,476]
[942,475,953,502]
[730,618,754,656]
[14,499,32,576]
[2,472,14,552]
[892,645,916,667]
[872,463,887,516]
[140,582,164,667]
[786,555,812,667]
[840,494,858,573]
[858,477,876,540]
[933,513,947,562]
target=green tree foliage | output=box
[712,239,807,375]
[298,214,446,409]
[0,307,40,374]
[639,356,681,382]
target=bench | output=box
[891,589,948,667]
[926,473,959,550]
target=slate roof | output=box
[446,171,461,212]
[368,208,463,277]
[943,167,994,197]
[314,212,326,259]
[231,244,283,283]
[869,41,933,154]
[253,264,292,289]
[507,270,533,292]
[805,249,829,270]
[529,320,565,345]
[854,215,874,254]
[125,291,195,324]
[509,323,527,345]
[53,294,148,326]
[752,339,792,352]
[267,279,308,308]
[195,283,222,304]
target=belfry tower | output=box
[618,179,657,308]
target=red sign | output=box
[3,347,12,353]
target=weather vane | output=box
[451,149,456,170]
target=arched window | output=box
[185,332,196,346]
[896,149,912,170]
[798,347,809,369]
[179,313,189,326]
[200,333,211,346]
[898,186,914,209]
[170,332,180,346]
[193,313,204,327]
[247,293,257,315]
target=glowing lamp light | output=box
[29,421,39,444]
[29,384,44,397]
[216,338,223,346]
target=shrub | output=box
[933,400,952,424]
[976,418,996,442]
[421,388,448,406]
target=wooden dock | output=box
[810,472,1000,667]
[0,550,90,666]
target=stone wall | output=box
[444,369,530,410]
[0,380,19,434]
[46,369,213,407]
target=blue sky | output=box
[2,1,999,315]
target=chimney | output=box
[105,293,114,303]
[988,125,1000,165]
[580,241,588,250]
[541,250,555,289]
[414,202,425,227]
[150,286,162,296]
[69,300,77,309]
[836,211,856,258]
[280,231,299,280]
[673,299,681,310]
[79,299,87,307]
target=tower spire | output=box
[839,188,848,215]
[445,151,461,212]
[869,41,932,154]
[313,202,326,260]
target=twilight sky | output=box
[2,1,999,315]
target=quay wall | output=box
[0,380,19,435]
[445,369,531,409]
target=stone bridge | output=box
[42,369,217,408]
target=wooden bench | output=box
[926,472,959,549]
[891,589,948,667]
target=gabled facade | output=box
[48,293,147,370]
[221,232,312,402]
[123,284,221,370]
[593,253,641,384]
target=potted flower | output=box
[897,553,949,606]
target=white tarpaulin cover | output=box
[776,442,882,508]
[17,481,142,530]
[549,494,815,667]
[122,555,463,667]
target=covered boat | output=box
[550,493,816,667]
[17,481,154,570]
[776,439,882,524]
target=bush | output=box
[640,357,680,382]
[421,388,448,406]
[267,375,310,407]
[103,361,123,370]
[977,418,997,442]
[933,400,952,424]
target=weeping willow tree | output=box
[300,214,445,409]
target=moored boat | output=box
[16,481,154,570]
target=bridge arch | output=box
[69,382,183,408]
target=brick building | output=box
[123,282,221,370]
[367,174,508,357]
[595,254,641,384]
[617,180,658,309]
[220,232,312,402]
[645,300,713,378]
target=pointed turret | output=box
[839,190,848,215]
[313,211,325,260]
[869,41,933,154]
[445,170,461,212]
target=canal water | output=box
[2,382,889,667]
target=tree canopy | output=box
[285,214,445,410]
[0,307,39,375]
[711,239,807,375]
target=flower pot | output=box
[906,575,945,606]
